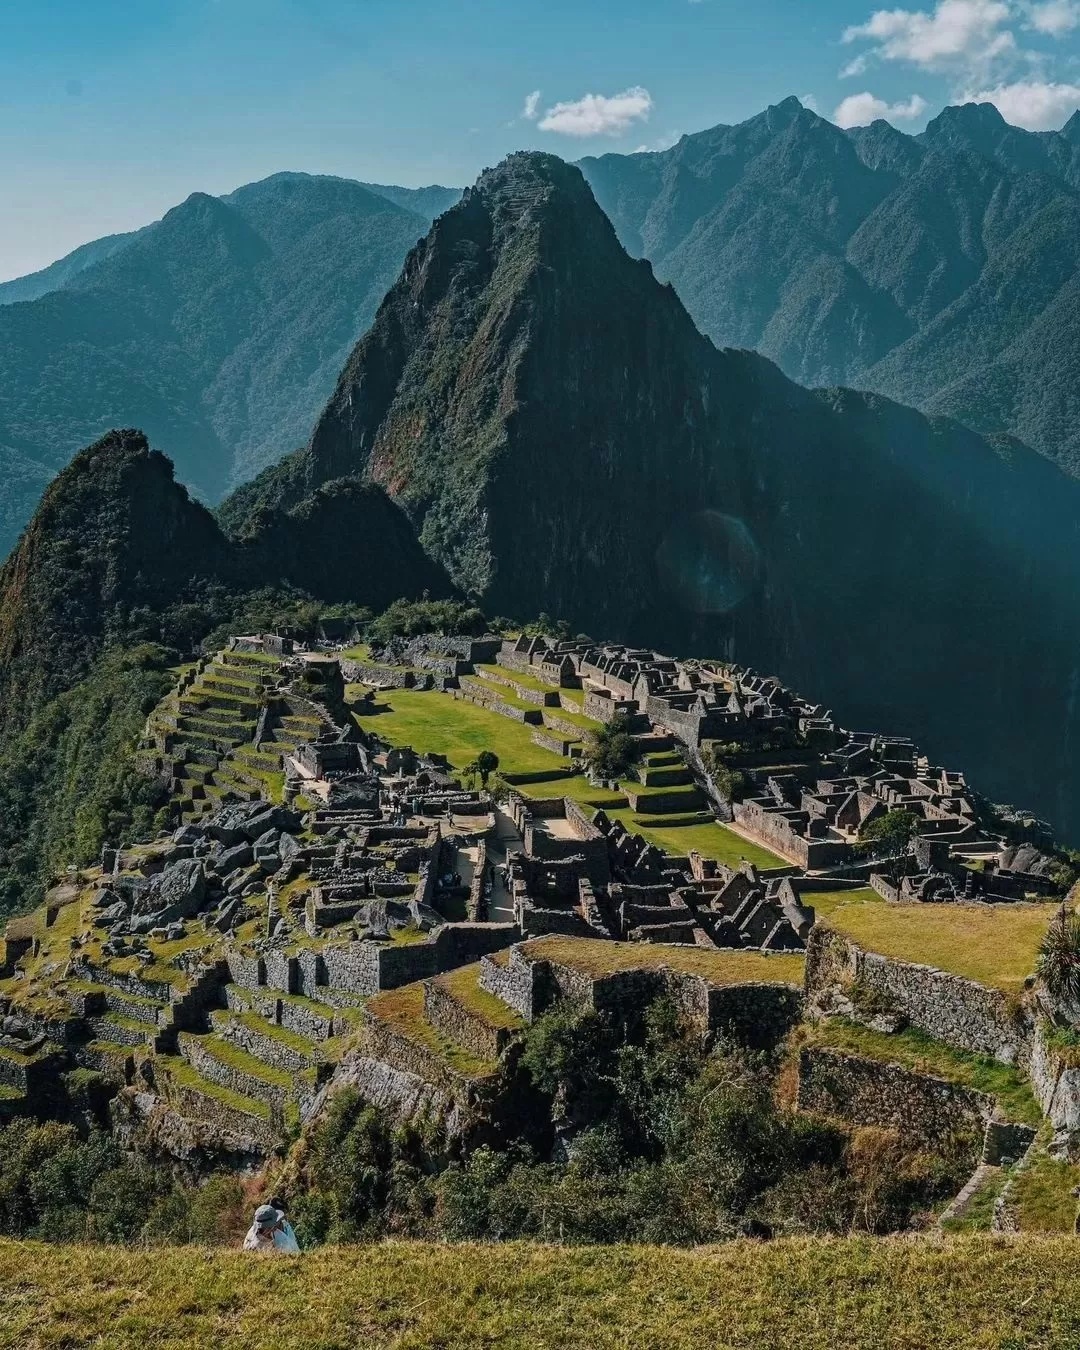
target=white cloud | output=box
[842,1,1015,74]
[1027,0,1080,33]
[841,54,871,77]
[963,76,1080,123]
[800,93,821,112]
[538,86,653,137]
[833,90,930,126]
[522,90,541,121]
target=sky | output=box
[3,0,1080,280]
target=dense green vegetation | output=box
[582,712,640,780]
[286,998,967,1247]
[0,645,174,916]
[0,1115,245,1245]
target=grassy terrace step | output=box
[459,675,544,719]
[157,1052,273,1121]
[478,662,562,696]
[366,982,498,1079]
[1006,1138,1080,1231]
[604,810,786,869]
[623,783,703,813]
[821,901,1055,993]
[519,936,805,986]
[803,1017,1041,1126]
[9,1235,1080,1348]
[435,962,526,1034]
[644,750,684,768]
[234,1010,321,1058]
[179,1031,296,1096]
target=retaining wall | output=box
[806,926,1026,1064]
[797,1045,990,1143]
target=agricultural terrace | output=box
[823,899,1055,992]
[605,808,786,870]
[520,935,805,986]
[349,687,785,867]
[803,1017,1041,1126]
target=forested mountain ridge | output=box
[222,149,1080,837]
[577,96,1080,475]
[0,173,459,561]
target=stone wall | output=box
[263,950,298,995]
[179,1033,286,1113]
[564,797,604,840]
[583,690,637,724]
[797,1045,990,1144]
[531,728,577,756]
[478,950,549,1022]
[732,802,850,868]
[164,1080,280,1152]
[806,926,1026,1064]
[482,944,802,1044]
[423,979,515,1062]
[453,686,541,725]
[217,1013,312,1075]
[359,1006,493,1106]
[468,841,488,921]
[227,950,265,990]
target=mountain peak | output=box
[922,100,1008,149]
[1061,108,1080,143]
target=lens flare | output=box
[655,510,761,614]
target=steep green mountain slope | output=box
[226,150,1080,837]
[577,97,1080,476]
[0,425,452,911]
[0,426,451,720]
[0,174,438,560]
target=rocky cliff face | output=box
[231,151,1080,836]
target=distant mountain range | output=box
[578,96,1080,476]
[0,174,458,558]
[5,98,1080,561]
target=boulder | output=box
[215,898,242,933]
[132,859,206,922]
[213,842,254,876]
[172,824,204,846]
[93,901,129,929]
[278,833,302,864]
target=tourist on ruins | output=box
[242,1203,294,1255]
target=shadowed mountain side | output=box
[221,150,1080,836]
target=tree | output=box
[476,750,499,787]
[583,713,640,780]
[858,809,919,858]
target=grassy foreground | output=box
[4,1236,1080,1348]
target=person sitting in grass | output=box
[243,1203,295,1255]
[268,1195,301,1254]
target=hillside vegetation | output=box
[3,1236,1080,1349]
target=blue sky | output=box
[3,0,1080,279]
